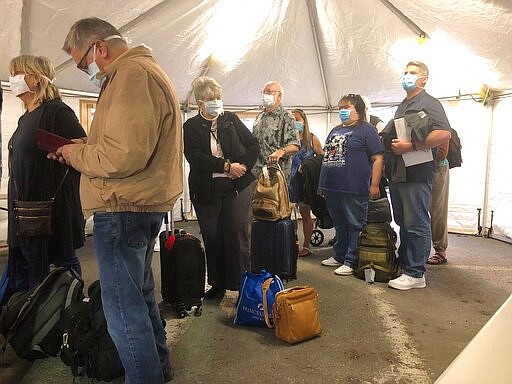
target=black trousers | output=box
[194,179,251,291]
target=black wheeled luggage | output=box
[159,214,205,318]
[250,218,298,281]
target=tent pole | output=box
[20,0,30,54]
[306,0,330,110]
[305,0,333,138]
[55,0,173,73]
[183,54,214,112]
[482,104,495,237]
[378,0,430,39]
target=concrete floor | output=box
[1,220,511,384]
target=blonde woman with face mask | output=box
[4,55,86,301]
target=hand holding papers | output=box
[394,117,432,167]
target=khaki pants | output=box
[429,164,449,253]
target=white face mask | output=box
[204,99,224,117]
[262,93,275,107]
[9,74,32,97]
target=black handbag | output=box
[367,197,393,223]
[13,199,54,237]
[12,168,69,237]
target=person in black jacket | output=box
[7,55,86,294]
[184,76,260,302]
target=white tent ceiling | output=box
[1,0,512,108]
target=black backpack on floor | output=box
[0,266,84,360]
[59,279,124,382]
[356,223,401,283]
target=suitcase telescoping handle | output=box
[164,212,169,236]
[163,211,175,236]
[163,211,176,250]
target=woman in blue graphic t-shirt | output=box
[318,94,384,276]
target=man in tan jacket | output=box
[57,17,182,383]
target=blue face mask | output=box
[87,46,104,88]
[401,73,418,91]
[296,121,304,132]
[84,35,123,88]
[339,109,351,122]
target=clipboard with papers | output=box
[394,117,432,167]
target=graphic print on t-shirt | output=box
[323,132,352,167]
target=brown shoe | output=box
[299,247,313,257]
[427,253,447,265]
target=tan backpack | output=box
[252,162,292,221]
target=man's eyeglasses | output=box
[76,43,95,74]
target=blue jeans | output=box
[93,212,170,384]
[389,181,432,278]
[324,191,368,268]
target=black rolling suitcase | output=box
[250,217,298,281]
[159,213,205,318]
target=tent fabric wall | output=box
[443,100,490,236]
[486,98,512,241]
[1,88,510,242]
[440,96,512,242]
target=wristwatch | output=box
[224,160,231,173]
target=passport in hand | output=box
[36,129,74,153]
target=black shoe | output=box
[204,286,225,300]
[328,236,337,246]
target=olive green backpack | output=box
[356,222,401,283]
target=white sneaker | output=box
[388,274,426,290]
[334,265,354,276]
[321,257,342,267]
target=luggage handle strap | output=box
[261,278,275,329]
[357,261,399,274]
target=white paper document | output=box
[394,117,432,167]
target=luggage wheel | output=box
[310,229,324,246]
[177,309,188,319]
[194,306,202,316]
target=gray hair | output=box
[192,76,222,102]
[406,61,429,77]
[263,80,284,97]
[62,17,122,53]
